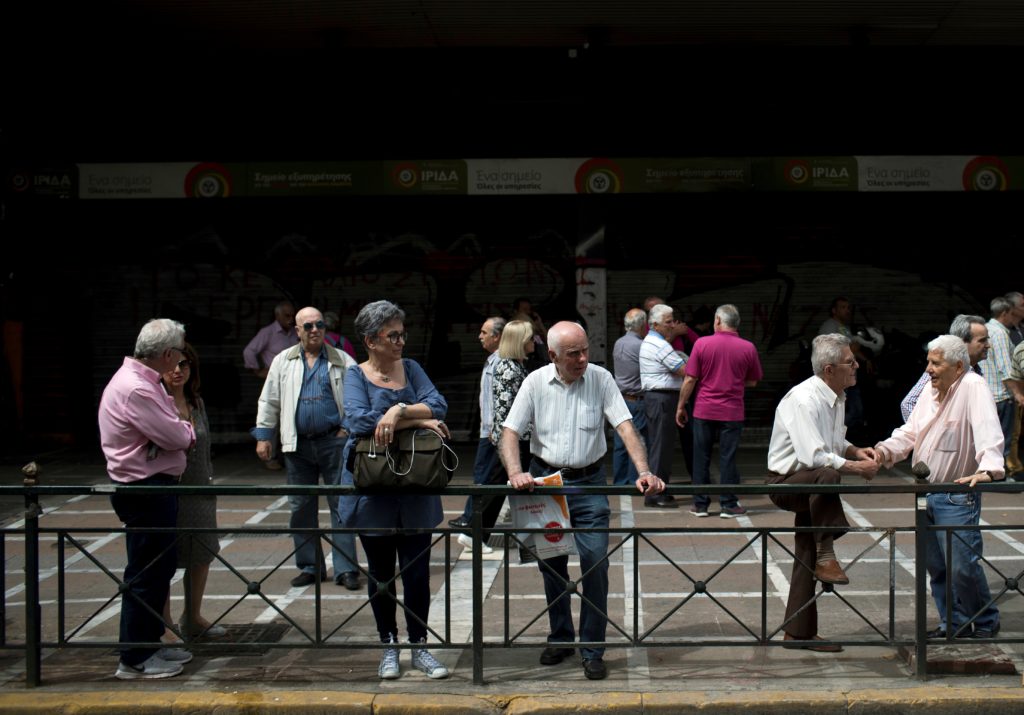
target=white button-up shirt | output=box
[768,376,851,475]
[503,363,631,469]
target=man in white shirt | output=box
[449,317,506,549]
[767,333,879,652]
[501,321,664,681]
[639,304,688,508]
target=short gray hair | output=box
[134,319,186,359]
[991,296,1013,318]
[811,333,851,377]
[715,304,740,328]
[649,304,674,326]
[354,300,406,338]
[948,314,986,342]
[928,334,969,369]
[487,316,507,336]
[1006,291,1023,307]
[623,310,646,332]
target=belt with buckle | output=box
[621,392,644,402]
[533,457,604,482]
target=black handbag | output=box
[353,428,458,489]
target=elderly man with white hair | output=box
[875,334,1005,640]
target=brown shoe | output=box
[814,559,849,585]
[782,633,843,652]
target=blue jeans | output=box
[691,418,743,511]
[612,399,646,486]
[996,399,1014,458]
[529,460,610,660]
[109,474,179,666]
[458,438,503,523]
[284,433,357,576]
[926,491,999,633]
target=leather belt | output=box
[532,457,604,482]
[621,392,644,402]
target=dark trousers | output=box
[457,438,506,528]
[645,390,693,483]
[360,532,432,642]
[529,459,610,660]
[768,467,849,639]
[691,418,743,510]
[109,474,179,666]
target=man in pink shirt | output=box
[99,319,196,680]
[875,334,1005,640]
[676,304,763,517]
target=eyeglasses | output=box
[176,359,192,370]
[301,320,326,331]
[377,331,408,345]
[833,359,858,367]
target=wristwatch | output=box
[397,402,408,418]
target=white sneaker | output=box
[156,647,193,663]
[457,532,493,554]
[378,634,400,680]
[411,638,449,679]
[115,653,184,680]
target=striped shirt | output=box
[503,363,631,469]
[981,319,1013,403]
[639,330,687,391]
[293,349,343,436]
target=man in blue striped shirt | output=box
[254,306,360,589]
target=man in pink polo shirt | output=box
[99,318,196,680]
[676,304,763,517]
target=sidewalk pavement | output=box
[1,442,1022,713]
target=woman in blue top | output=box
[341,300,450,681]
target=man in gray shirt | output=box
[611,308,647,485]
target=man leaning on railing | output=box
[875,334,1005,641]
[766,333,880,653]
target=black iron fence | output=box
[2,480,1022,686]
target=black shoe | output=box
[971,624,1000,639]
[644,497,679,509]
[448,517,470,529]
[335,571,361,590]
[539,646,575,665]
[290,571,326,587]
[582,658,607,680]
[926,626,947,639]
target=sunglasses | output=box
[301,320,326,331]
[176,359,192,370]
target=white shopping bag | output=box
[510,471,577,560]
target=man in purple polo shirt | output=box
[99,318,196,680]
[676,304,763,518]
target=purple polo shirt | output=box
[685,331,763,422]
[243,321,298,370]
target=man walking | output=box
[449,317,506,552]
